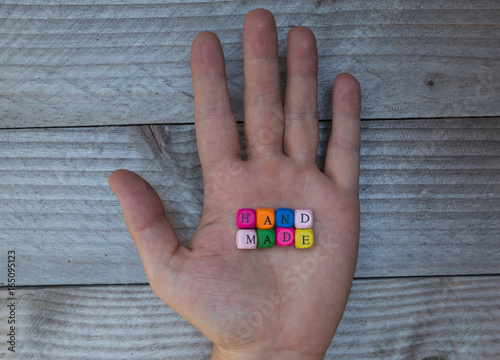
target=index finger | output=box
[191,31,241,171]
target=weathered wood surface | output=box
[1,276,498,359]
[0,118,498,286]
[1,0,499,127]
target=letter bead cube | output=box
[294,209,313,229]
[295,228,314,249]
[256,207,275,229]
[276,227,294,246]
[237,208,256,228]
[275,208,294,228]
[236,229,257,249]
[257,229,275,248]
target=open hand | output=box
[109,9,361,360]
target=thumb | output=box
[108,169,182,297]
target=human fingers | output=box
[323,74,361,191]
[108,169,186,298]
[243,9,284,159]
[283,26,319,164]
[191,31,240,171]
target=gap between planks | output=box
[0,116,499,131]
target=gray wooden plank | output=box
[1,276,498,359]
[1,0,499,127]
[0,118,498,286]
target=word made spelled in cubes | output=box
[236,208,314,249]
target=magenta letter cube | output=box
[236,229,257,249]
[295,209,313,229]
[276,227,294,246]
[237,208,256,229]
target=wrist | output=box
[211,344,325,360]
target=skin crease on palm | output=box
[108,8,361,360]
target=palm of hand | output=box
[109,9,361,360]
[176,156,359,353]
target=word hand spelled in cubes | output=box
[236,208,313,249]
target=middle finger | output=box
[243,9,284,159]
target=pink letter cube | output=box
[294,209,313,229]
[276,227,294,246]
[236,229,257,249]
[237,208,256,229]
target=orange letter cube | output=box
[256,207,275,229]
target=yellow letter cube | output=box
[295,228,314,249]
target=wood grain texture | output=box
[1,0,499,127]
[0,118,498,286]
[1,276,498,359]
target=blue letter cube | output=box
[275,208,294,228]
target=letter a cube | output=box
[257,229,275,248]
[256,208,275,229]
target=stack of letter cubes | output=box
[236,208,314,249]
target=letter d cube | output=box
[294,209,313,229]
[276,227,294,247]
